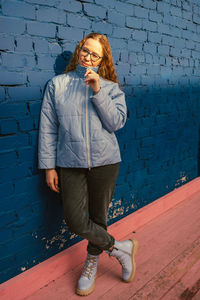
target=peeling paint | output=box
[70,233,77,240]
[112,207,124,218]
[175,172,188,187]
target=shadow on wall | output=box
[54,50,72,75]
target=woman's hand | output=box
[84,69,101,94]
[46,169,60,193]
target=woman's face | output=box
[78,38,103,68]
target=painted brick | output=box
[132,30,147,41]
[0,119,18,135]
[149,11,162,23]
[125,75,140,85]
[113,27,132,39]
[0,87,6,101]
[182,10,192,21]
[26,0,55,5]
[158,45,170,56]
[37,55,55,70]
[174,38,185,49]
[0,133,27,153]
[95,0,115,7]
[84,4,106,18]
[134,6,149,19]
[27,71,55,86]
[62,41,76,52]
[0,71,26,85]
[114,1,134,16]
[0,150,17,168]
[157,1,170,14]
[142,20,157,32]
[2,0,35,20]
[8,87,41,101]
[112,50,120,62]
[130,65,146,75]
[58,0,82,12]
[0,162,33,183]
[192,14,200,24]
[15,36,33,52]
[158,23,171,35]
[181,49,191,58]
[142,0,156,9]
[92,21,113,35]
[27,21,56,38]
[0,16,25,34]
[120,50,129,63]
[162,35,174,46]
[109,38,127,49]
[192,50,200,59]
[37,7,66,25]
[148,65,160,75]
[171,5,182,17]
[48,42,62,54]
[0,182,15,198]
[126,16,142,29]
[148,32,161,43]
[67,14,91,29]
[2,53,35,69]
[135,127,150,139]
[116,63,130,75]
[129,52,138,64]
[18,118,34,132]
[17,146,36,163]
[33,38,49,53]
[137,53,145,63]
[0,211,17,228]
[28,101,42,116]
[128,40,143,52]
[58,26,83,41]
[143,42,157,55]
[126,0,142,4]
[0,36,14,51]
[108,10,125,26]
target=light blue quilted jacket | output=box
[38,64,127,169]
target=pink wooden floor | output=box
[22,189,200,300]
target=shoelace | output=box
[82,256,97,279]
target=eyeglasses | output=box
[80,47,103,62]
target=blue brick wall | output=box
[0,0,200,284]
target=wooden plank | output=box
[162,259,200,300]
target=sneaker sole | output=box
[76,274,97,296]
[123,238,139,283]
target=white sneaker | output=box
[108,239,138,282]
[76,254,99,296]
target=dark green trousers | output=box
[59,163,120,255]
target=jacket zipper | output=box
[85,85,91,170]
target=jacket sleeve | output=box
[91,82,127,133]
[38,80,59,169]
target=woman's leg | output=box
[59,167,116,251]
[87,163,120,255]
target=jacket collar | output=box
[75,64,99,79]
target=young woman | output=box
[38,32,138,296]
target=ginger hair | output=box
[63,33,119,84]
